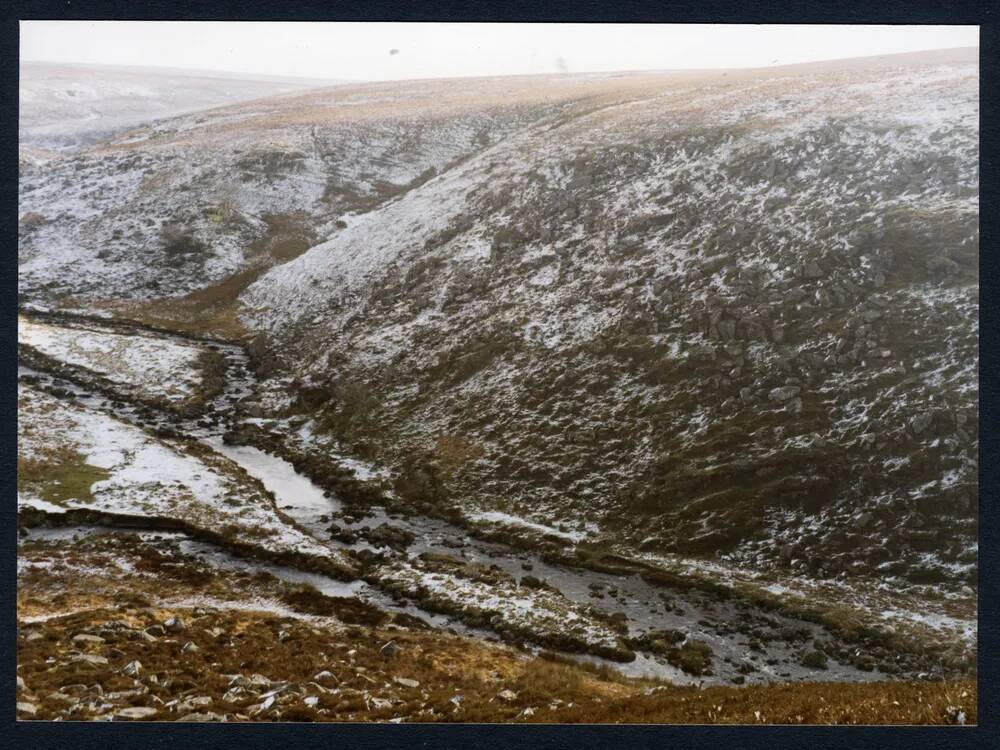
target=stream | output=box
[17,314,887,686]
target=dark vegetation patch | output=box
[17,447,110,506]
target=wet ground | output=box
[17,313,904,685]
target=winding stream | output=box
[18,315,887,686]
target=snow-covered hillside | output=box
[239,48,979,591]
[18,68,585,304]
[18,48,979,597]
[19,62,333,149]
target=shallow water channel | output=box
[18,319,884,686]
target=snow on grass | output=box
[20,62,327,148]
[878,608,976,641]
[466,510,595,543]
[17,383,347,567]
[375,559,625,654]
[18,317,205,404]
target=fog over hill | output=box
[19,61,338,149]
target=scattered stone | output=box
[768,385,801,402]
[163,616,186,633]
[17,701,38,716]
[72,654,109,667]
[498,689,518,702]
[861,309,883,323]
[394,677,420,689]
[379,640,398,658]
[911,412,934,436]
[176,712,225,722]
[114,706,158,720]
[122,660,143,677]
[802,260,824,279]
[178,696,213,712]
[181,641,201,654]
[72,633,106,646]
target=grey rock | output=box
[122,660,143,677]
[72,633,106,646]
[379,640,398,658]
[802,261,824,279]
[911,412,934,436]
[114,706,158,720]
[72,654,109,666]
[178,696,213,711]
[768,385,801,402]
[175,712,225,722]
[163,616,186,633]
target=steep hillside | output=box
[237,49,978,592]
[17,49,981,706]
[18,48,979,600]
[18,69,624,315]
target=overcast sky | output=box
[21,22,978,82]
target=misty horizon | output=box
[20,22,979,84]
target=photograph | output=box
[15,20,979,725]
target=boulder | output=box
[163,616,187,633]
[121,660,143,677]
[115,706,158,720]
[768,385,801,402]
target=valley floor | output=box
[16,308,977,724]
[16,538,975,724]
